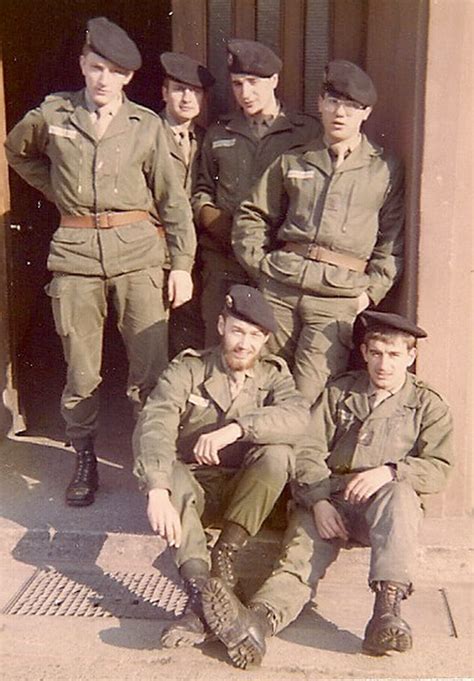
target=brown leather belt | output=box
[282,242,367,273]
[59,210,150,229]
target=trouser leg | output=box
[112,268,168,411]
[295,296,358,405]
[169,461,210,569]
[201,262,250,347]
[223,444,293,536]
[46,274,106,448]
[168,265,204,358]
[258,276,301,369]
[251,505,341,634]
[363,481,423,586]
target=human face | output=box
[361,337,416,392]
[162,79,204,124]
[230,73,278,117]
[80,51,133,108]
[218,315,269,371]
[318,93,371,144]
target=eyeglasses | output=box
[322,95,367,114]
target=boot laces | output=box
[213,543,238,585]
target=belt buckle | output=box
[95,212,110,229]
[307,243,321,261]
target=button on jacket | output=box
[5,90,196,276]
[133,347,310,492]
[292,370,453,507]
[233,134,404,305]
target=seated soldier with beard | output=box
[133,284,309,648]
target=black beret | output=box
[361,311,427,338]
[160,52,215,89]
[224,285,277,334]
[86,17,142,71]
[324,60,377,107]
[227,39,282,77]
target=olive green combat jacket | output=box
[159,112,206,198]
[5,91,196,277]
[233,134,404,305]
[292,371,453,507]
[133,347,310,492]
[192,108,320,274]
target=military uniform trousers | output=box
[253,480,423,634]
[46,267,168,447]
[200,251,251,347]
[260,276,359,405]
[169,443,293,569]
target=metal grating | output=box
[2,567,188,619]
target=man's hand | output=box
[312,499,349,541]
[168,270,193,309]
[356,291,371,314]
[343,466,393,505]
[147,488,182,547]
[193,423,243,466]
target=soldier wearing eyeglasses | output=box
[233,60,405,404]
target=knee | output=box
[374,480,420,512]
[247,444,294,479]
[170,462,204,508]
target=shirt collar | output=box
[245,101,282,128]
[84,91,123,118]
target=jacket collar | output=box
[302,133,383,176]
[222,106,302,141]
[67,90,141,142]
[343,371,419,421]
[202,348,266,414]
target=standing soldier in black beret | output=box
[234,60,405,405]
[5,17,196,507]
[192,39,320,347]
[201,312,453,669]
[159,52,215,357]
[133,284,309,649]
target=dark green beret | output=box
[160,52,215,88]
[227,39,282,77]
[224,285,277,334]
[324,60,377,107]
[362,311,427,338]
[86,17,142,71]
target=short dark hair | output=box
[363,327,416,351]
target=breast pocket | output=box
[284,169,323,232]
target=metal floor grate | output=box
[2,567,188,619]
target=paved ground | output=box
[0,420,472,680]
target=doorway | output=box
[1,0,171,438]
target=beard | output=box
[222,345,260,372]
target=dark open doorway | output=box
[2,0,171,438]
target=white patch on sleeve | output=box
[48,125,77,139]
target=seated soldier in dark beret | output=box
[132,284,310,648]
[201,312,453,669]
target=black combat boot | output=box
[201,577,273,669]
[363,581,413,655]
[210,522,249,590]
[65,446,98,507]
[161,559,210,648]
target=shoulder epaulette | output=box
[413,378,447,402]
[261,353,289,372]
[134,103,159,118]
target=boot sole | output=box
[363,627,413,655]
[161,625,208,648]
[201,578,265,669]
